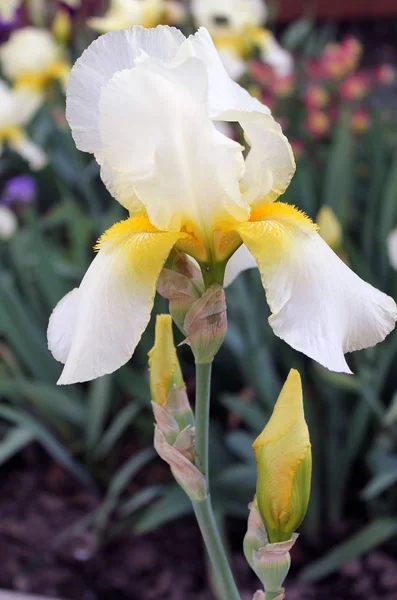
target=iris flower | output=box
[0,27,69,96]
[192,0,293,79]
[0,80,46,170]
[87,0,185,33]
[48,25,396,385]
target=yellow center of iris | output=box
[15,60,69,90]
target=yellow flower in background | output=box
[0,80,46,170]
[0,27,69,94]
[0,0,20,22]
[253,370,311,543]
[192,0,293,79]
[317,205,342,252]
[47,25,396,385]
[88,0,185,33]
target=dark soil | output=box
[0,452,396,600]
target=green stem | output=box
[194,362,240,600]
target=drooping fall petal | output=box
[48,216,182,384]
[237,203,397,373]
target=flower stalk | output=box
[192,361,240,600]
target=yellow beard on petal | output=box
[249,201,318,231]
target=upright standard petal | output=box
[66,25,185,154]
[48,216,181,384]
[179,30,295,206]
[237,203,397,373]
[98,57,248,234]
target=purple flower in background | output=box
[0,1,22,41]
[1,175,37,206]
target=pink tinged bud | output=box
[154,425,207,501]
[183,283,227,364]
[157,253,204,332]
[253,591,266,600]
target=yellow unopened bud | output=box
[148,315,183,407]
[52,9,72,44]
[317,205,343,251]
[253,369,311,543]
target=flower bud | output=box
[157,252,204,332]
[253,536,296,599]
[148,314,183,406]
[253,369,311,543]
[183,284,227,364]
[149,315,205,501]
[148,314,193,429]
[244,502,296,598]
[154,425,207,501]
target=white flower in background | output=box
[387,228,397,271]
[0,206,17,241]
[47,25,396,385]
[61,0,81,7]
[0,27,69,93]
[262,34,293,78]
[0,80,46,170]
[192,0,267,35]
[88,0,185,33]
[0,0,20,22]
[192,0,292,79]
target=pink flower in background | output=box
[306,110,330,137]
[375,64,396,85]
[340,73,369,100]
[350,108,370,133]
[272,74,294,97]
[304,84,329,109]
[249,59,273,86]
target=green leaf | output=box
[96,447,155,531]
[118,485,164,518]
[362,464,397,500]
[0,427,35,467]
[281,17,314,51]
[0,272,60,381]
[301,519,397,581]
[225,430,256,463]
[221,395,266,432]
[86,375,113,453]
[0,405,93,487]
[94,402,141,459]
[0,377,85,426]
[135,484,192,533]
[323,109,354,226]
